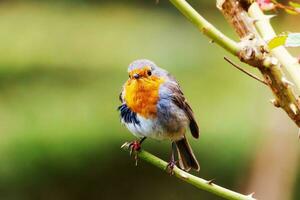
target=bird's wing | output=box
[167,82,199,139]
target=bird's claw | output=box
[166,160,177,175]
[121,140,142,166]
[121,142,130,149]
[129,140,142,153]
[121,140,141,152]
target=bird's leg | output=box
[166,142,177,175]
[128,137,146,153]
[121,137,147,166]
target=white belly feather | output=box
[123,114,162,139]
[122,114,184,141]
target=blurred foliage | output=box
[0,1,298,200]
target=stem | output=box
[248,2,300,92]
[122,146,255,200]
[169,0,300,127]
[169,0,240,55]
[218,0,300,127]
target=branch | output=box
[247,2,300,91]
[169,0,300,128]
[217,0,300,127]
[169,0,240,55]
[122,146,255,200]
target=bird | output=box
[118,59,200,172]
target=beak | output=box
[133,73,140,79]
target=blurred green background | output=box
[0,0,299,200]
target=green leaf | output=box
[268,35,287,49]
[268,33,300,49]
[289,1,300,8]
[284,8,299,15]
[285,33,300,47]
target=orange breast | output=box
[124,76,165,118]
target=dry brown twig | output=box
[224,56,268,85]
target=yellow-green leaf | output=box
[284,8,299,15]
[268,35,288,49]
[289,1,300,8]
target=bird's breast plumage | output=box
[124,76,165,118]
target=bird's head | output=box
[127,59,167,81]
[124,59,167,117]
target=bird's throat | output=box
[124,77,165,118]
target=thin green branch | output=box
[248,2,300,91]
[169,0,240,55]
[122,146,255,200]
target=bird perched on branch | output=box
[118,59,200,172]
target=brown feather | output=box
[168,83,200,138]
[175,136,200,171]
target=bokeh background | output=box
[0,0,299,199]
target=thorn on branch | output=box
[251,15,276,25]
[247,192,255,198]
[290,103,298,115]
[216,0,225,10]
[206,178,216,185]
[270,99,280,108]
[224,57,268,86]
[249,17,258,24]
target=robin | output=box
[118,59,200,172]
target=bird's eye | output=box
[129,74,131,78]
[147,70,152,76]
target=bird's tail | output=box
[175,137,200,172]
